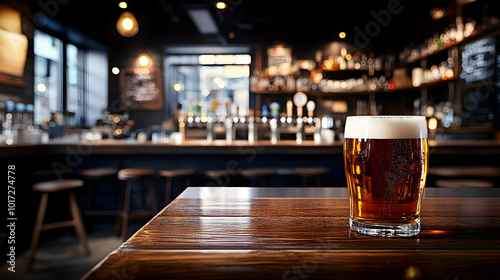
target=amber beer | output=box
[343,116,428,237]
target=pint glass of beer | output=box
[343,116,428,237]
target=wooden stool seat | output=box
[241,168,275,186]
[158,169,196,206]
[32,179,84,193]
[241,168,276,178]
[29,179,90,270]
[116,168,158,241]
[428,166,500,178]
[293,167,329,186]
[79,168,119,232]
[435,179,494,188]
[118,168,157,180]
[293,167,329,176]
[159,169,195,178]
[204,169,239,178]
[204,170,240,187]
[80,168,118,179]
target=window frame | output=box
[33,30,88,127]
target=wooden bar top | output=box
[83,187,500,280]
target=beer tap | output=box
[293,92,307,144]
[269,102,280,144]
[225,117,233,144]
[305,100,321,144]
[286,99,293,122]
[296,117,304,144]
[314,117,321,144]
[306,101,315,119]
[248,115,255,144]
[293,92,307,121]
[270,118,278,144]
[207,101,218,143]
[207,116,214,143]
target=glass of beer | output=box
[343,116,428,237]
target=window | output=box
[164,54,251,118]
[34,31,88,127]
[34,30,62,125]
[66,43,86,125]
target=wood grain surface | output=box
[84,249,500,280]
[83,187,500,279]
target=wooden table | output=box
[83,187,500,279]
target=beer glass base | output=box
[350,218,420,237]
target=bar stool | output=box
[80,168,119,212]
[293,167,329,186]
[435,179,494,188]
[428,166,500,188]
[158,169,195,205]
[204,169,240,187]
[28,179,91,270]
[241,168,276,186]
[116,169,158,241]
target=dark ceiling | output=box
[12,0,462,54]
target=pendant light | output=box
[116,11,139,37]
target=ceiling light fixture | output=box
[430,8,444,20]
[116,12,139,37]
[215,2,227,10]
[118,2,128,9]
[186,9,219,34]
[339,32,346,39]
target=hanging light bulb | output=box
[117,12,139,37]
[136,54,152,67]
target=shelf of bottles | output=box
[251,49,392,95]
[394,9,500,91]
[0,101,48,145]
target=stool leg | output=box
[87,180,97,209]
[265,176,271,186]
[28,192,49,271]
[85,180,97,234]
[114,182,126,237]
[301,176,307,187]
[315,175,321,186]
[140,178,147,208]
[148,178,157,213]
[68,192,91,255]
[121,181,132,241]
[164,178,172,206]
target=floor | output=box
[0,218,147,280]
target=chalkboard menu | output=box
[267,45,292,68]
[461,86,495,126]
[120,67,163,110]
[460,37,496,85]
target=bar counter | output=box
[83,187,500,279]
[3,139,500,157]
[4,139,500,189]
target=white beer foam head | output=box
[344,116,428,139]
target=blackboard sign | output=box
[460,37,496,85]
[267,45,292,68]
[461,86,495,126]
[120,67,163,110]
